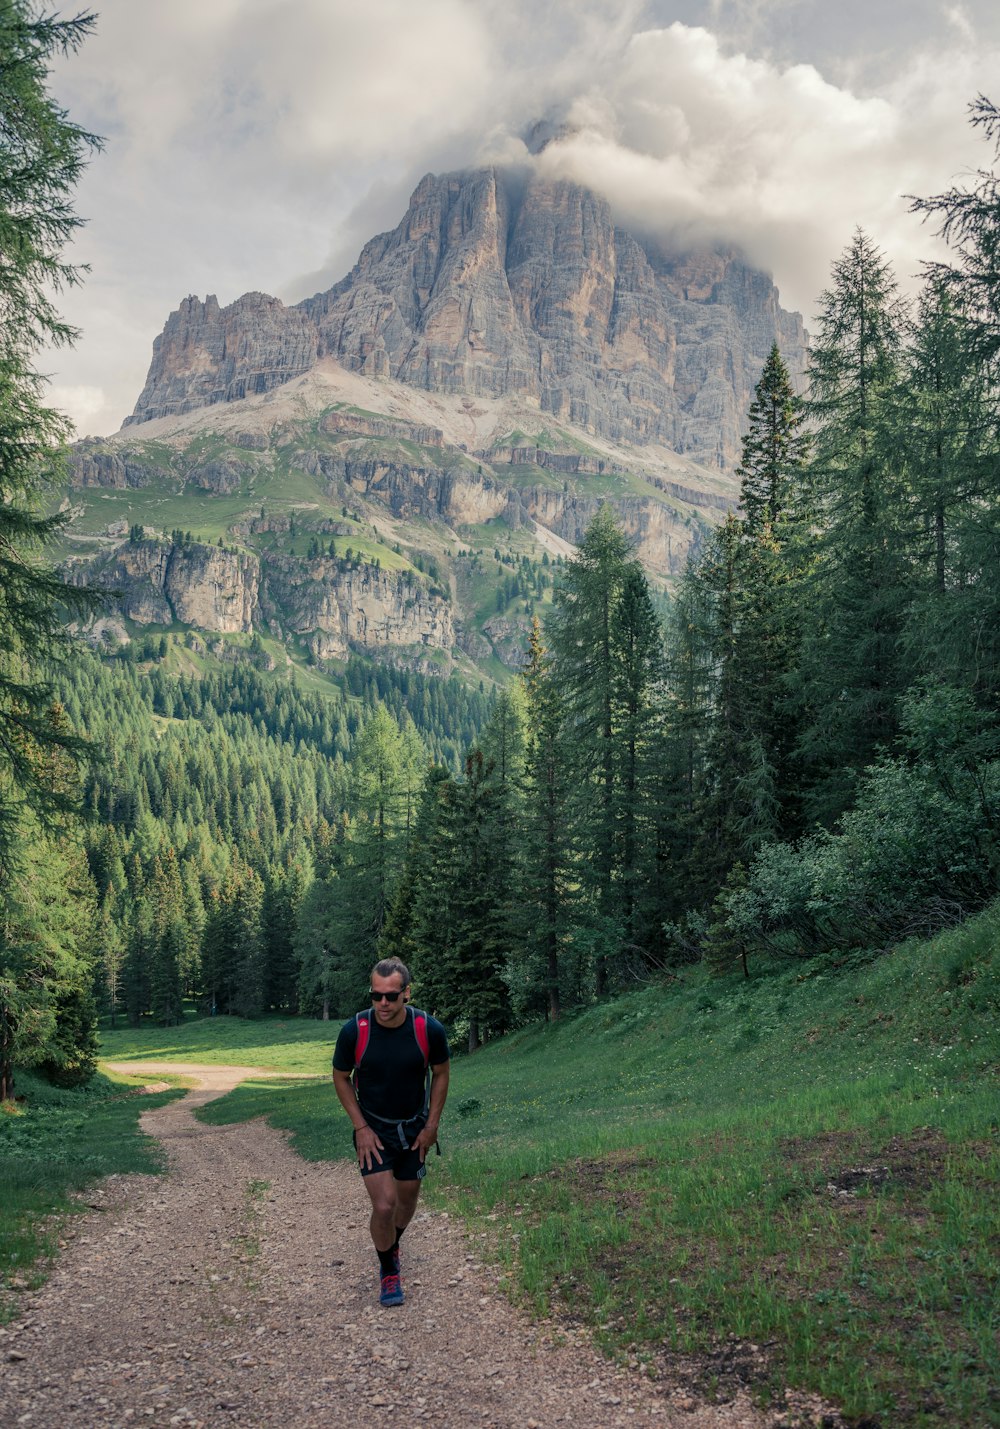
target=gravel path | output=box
[0,1065,811,1429]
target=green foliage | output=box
[0,818,98,1097]
[204,904,1000,1427]
[36,647,493,1030]
[722,686,1000,961]
[795,229,911,821]
[547,505,664,988]
[0,3,101,869]
[911,96,1000,370]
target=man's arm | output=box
[332,1067,384,1170]
[413,1061,450,1161]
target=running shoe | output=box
[379,1271,404,1307]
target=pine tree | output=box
[405,751,511,1049]
[738,343,812,537]
[900,280,999,696]
[516,618,574,1019]
[549,505,632,990]
[0,5,101,869]
[321,707,420,1008]
[150,919,185,1027]
[0,818,98,1096]
[910,97,1000,370]
[446,750,512,1049]
[796,230,911,822]
[292,867,342,1019]
[686,350,811,889]
[381,765,452,977]
[611,561,664,961]
[655,563,717,934]
[404,772,458,1021]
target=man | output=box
[332,957,450,1307]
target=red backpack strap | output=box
[353,1009,372,1077]
[411,1010,436,1135]
[412,1009,430,1067]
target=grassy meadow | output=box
[99,1010,337,1076]
[2,908,996,1424]
[193,909,999,1427]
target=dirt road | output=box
[0,1064,800,1428]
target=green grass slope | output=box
[195,906,999,1426]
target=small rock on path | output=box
[0,1062,777,1428]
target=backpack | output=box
[353,1005,432,1116]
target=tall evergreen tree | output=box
[0,818,98,1097]
[404,751,511,1049]
[796,230,911,821]
[611,561,664,960]
[514,619,574,1019]
[682,346,812,893]
[262,855,311,1012]
[446,750,512,1049]
[900,280,1000,698]
[381,765,452,980]
[0,4,101,869]
[549,504,632,991]
[738,342,812,537]
[911,96,1000,371]
[325,707,420,1007]
[293,867,341,1020]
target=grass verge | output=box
[0,1069,185,1321]
[197,906,999,1426]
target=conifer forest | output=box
[3,5,1000,1095]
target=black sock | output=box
[393,1226,405,1249]
[377,1246,397,1275]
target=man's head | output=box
[370,958,411,1026]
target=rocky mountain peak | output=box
[125,166,807,471]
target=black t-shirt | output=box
[332,1008,450,1123]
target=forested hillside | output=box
[3,7,1000,1112]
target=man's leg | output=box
[362,1169,406,1305]
[394,1176,422,1236]
[362,1169,398,1254]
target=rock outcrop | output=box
[69,536,454,666]
[124,168,807,470]
[292,443,702,578]
[69,438,167,489]
[264,557,454,665]
[70,540,263,632]
[125,292,319,426]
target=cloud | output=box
[44,2,1000,434]
[48,385,107,434]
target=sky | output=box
[44,0,1000,437]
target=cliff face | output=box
[125,292,319,426]
[264,557,454,666]
[124,168,806,470]
[73,541,263,631]
[71,536,454,667]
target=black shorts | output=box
[354,1116,427,1181]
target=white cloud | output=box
[49,385,107,435]
[943,5,976,43]
[530,21,997,318]
[43,2,1000,433]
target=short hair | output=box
[372,957,410,989]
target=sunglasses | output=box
[370,989,405,1003]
